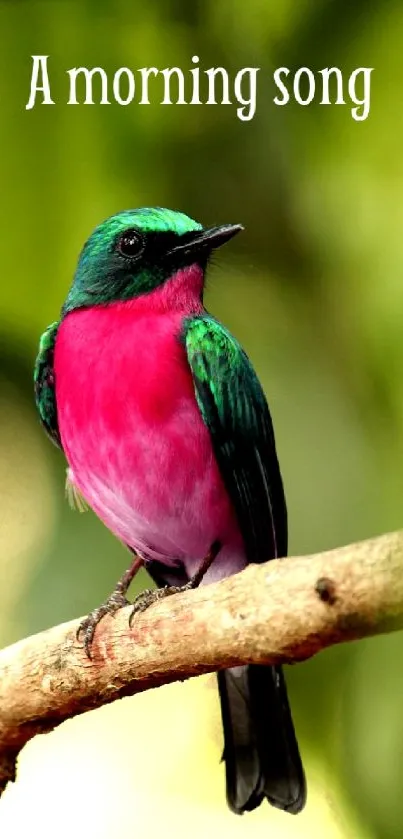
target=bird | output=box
[34,206,306,816]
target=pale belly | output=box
[66,406,246,582]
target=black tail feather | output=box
[217,664,306,815]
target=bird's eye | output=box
[117,229,144,258]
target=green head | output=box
[62,207,242,316]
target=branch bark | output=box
[1,529,403,797]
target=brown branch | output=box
[1,530,403,796]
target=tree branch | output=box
[1,529,403,796]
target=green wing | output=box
[182,315,287,562]
[34,321,62,449]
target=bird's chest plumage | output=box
[54,304,239,567]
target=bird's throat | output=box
[125,263,205,315]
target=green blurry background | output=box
[0,1,402,837]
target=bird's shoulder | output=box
[180,313,267,414]
[181,312,239,353]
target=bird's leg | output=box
[184,539,222,589]
[77,552,144,658]
[129,539,221,625]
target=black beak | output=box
[169,224,243,257]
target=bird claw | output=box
[77,591,129,659]
[128,584,190,627]
[77,543,220,657]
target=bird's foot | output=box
[77,590,129,659]
[77,543,222,657]
[77,552,144,659]
[128,540,222,625]
[128,584,192,626]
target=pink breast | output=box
[54,300,244,576]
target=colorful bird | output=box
[34,207,306,815]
